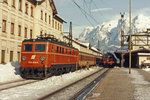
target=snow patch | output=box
[142,68,150,72]
[124,69,150,100]
[0,62,22,83]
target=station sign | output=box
[116,49,128,52]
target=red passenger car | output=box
[20,36,79,78]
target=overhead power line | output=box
[72,0,100,26]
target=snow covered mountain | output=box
[78,14,150,53]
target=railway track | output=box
[38,68,110,100]
[0,79,40,91]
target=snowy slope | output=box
[78,14,150,53]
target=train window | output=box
[24,44,32,51]
[70,50,71,54]
[57,46,59,53]
[35,44,45,51]
[60,47,61,53]
[104,56,107,59]
[51,45,54,52]
[66,49,68,54]
[62,48,64,54]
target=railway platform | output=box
[85,67,150,100]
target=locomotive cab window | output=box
[35,44,45,51]
[24,44,32,51]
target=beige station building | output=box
[0,0,65,64]
[115,29,150,68]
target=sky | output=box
[53,0,150,38]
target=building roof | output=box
[28,0,57,14]
[54,14,66,23]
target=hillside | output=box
[78,14,150,53]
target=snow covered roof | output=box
[115,48,150,55]
[78,41,90,47]
[138,53,150,56]
[90,47,100,53]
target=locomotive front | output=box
[20,40,49,78]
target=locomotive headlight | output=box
[40,56,45,61]
[22,56,27,61]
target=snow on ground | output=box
[0,62,101,100]
[0,62,22,83]
[142,68,150,72]
[124,68,150,100]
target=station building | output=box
[115,29,150,68]
[0,0,65,63]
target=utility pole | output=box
[98,40,100,49]
[69,22,72,47]
[120,13,125,68]
[120,13,125,48]
[129,0,132,74]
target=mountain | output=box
[78,14,150,53]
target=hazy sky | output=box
[54,0,150,38]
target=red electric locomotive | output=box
[102,53,115,67]
[20,36,79,78]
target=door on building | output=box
[10,51,13,62]
[1,50,5,64]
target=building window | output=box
[2,20,6,33]
[40,30,43,36]
[25,3,28,14]
[3,0,7,3]
[31,6,33,17]
[58,23,59,30]
[49,15,51,24]
[18,0,22,11]
[30,29,32,39]
[10,51,13,62]
[18,25,21,36]
[1,50,5,64]
[11,23,14,35]
[24,27,27,38]
[45,13,47,22]
[41,10,43,20]
[60,25,62,32]
[52,19,54,28]
[12,0,15,7]
[17,52,20,62]
[55,21,57,29]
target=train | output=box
[102,53,119,67]
[20,35,101,79]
